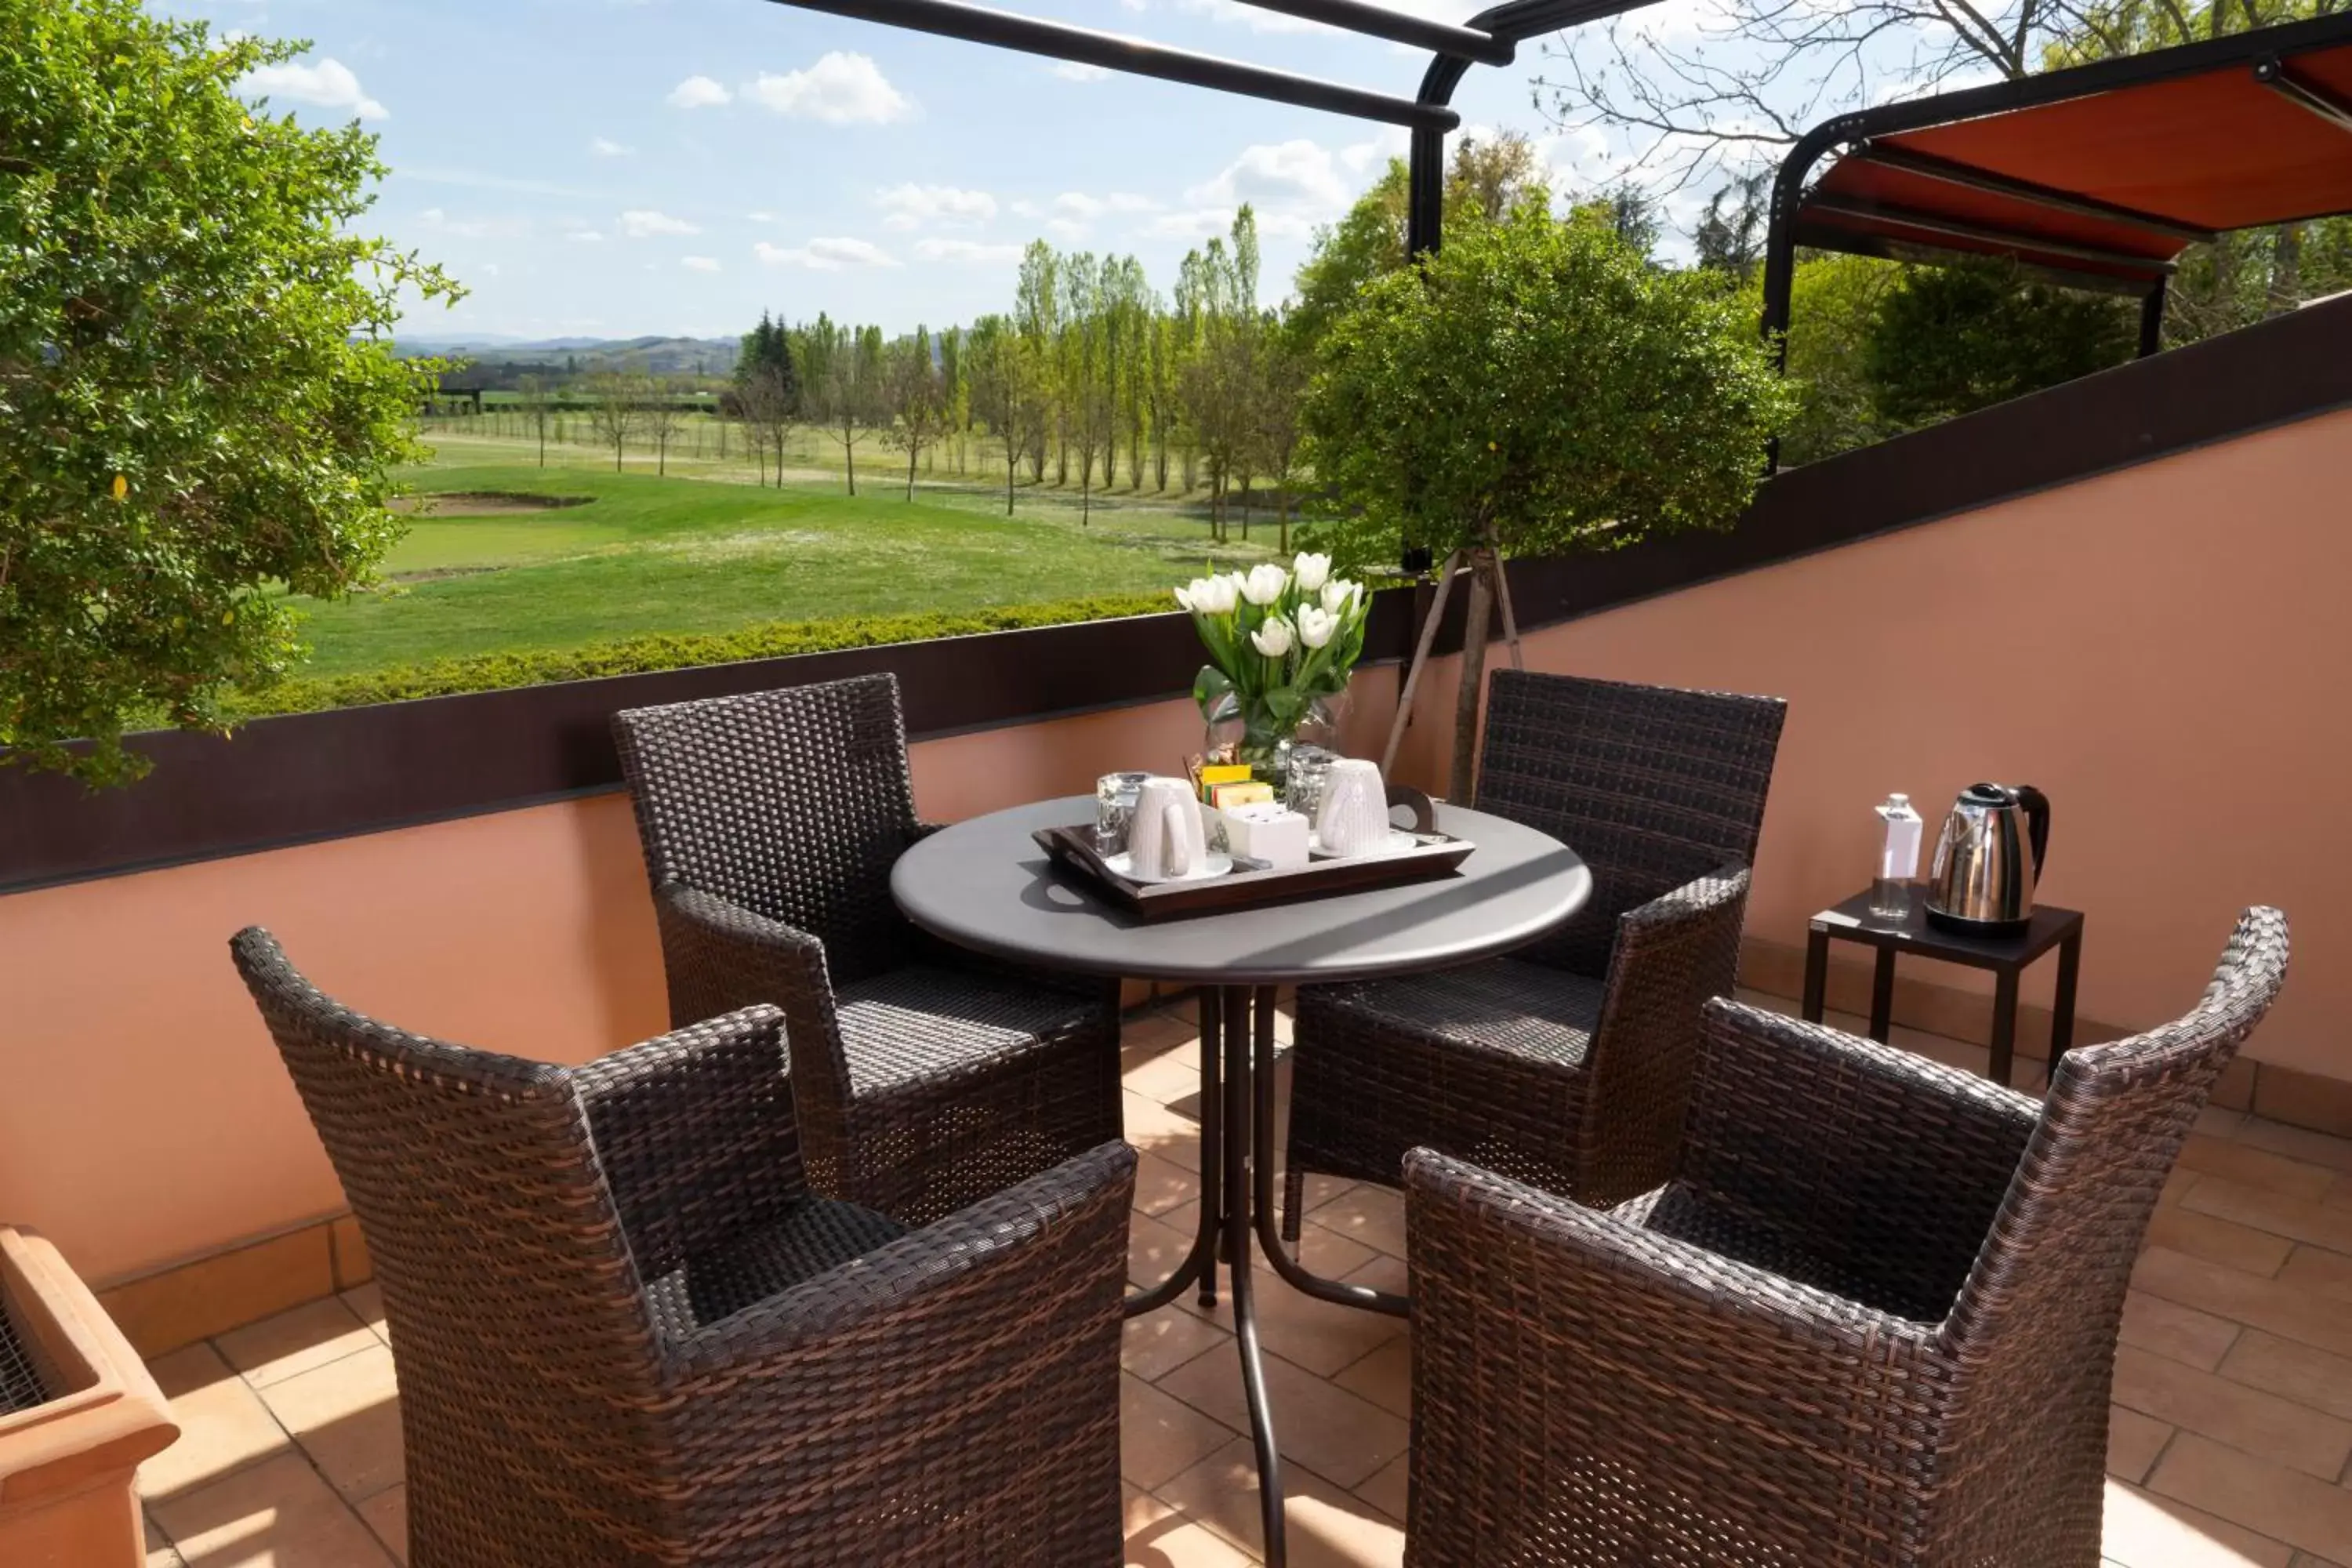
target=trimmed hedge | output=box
[227,593,1174,719]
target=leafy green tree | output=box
[1762,252,1902,466]
[1302,201,1793,796]
[881,326,947,501]
[1863,257,2137,430]
[0,0,458,783]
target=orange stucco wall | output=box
[2,407,2345,1288]
[1389,407,2352,1080]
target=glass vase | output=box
[1203,688,1348,786]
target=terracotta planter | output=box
[0,1228,178,1566]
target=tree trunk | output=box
[1279,492,1289,555]
[843,418,857,496]
[1004,442,1017,517]
[2269,223,2304,317]
[906,445,917,502]
[1450,549,1497,804]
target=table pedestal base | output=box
[1123,985,1406,1568]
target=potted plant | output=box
[1300,197,1793,799]
[1174,552,1372,777]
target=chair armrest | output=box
[666,1139,1135,1381]
[575,1006,808,1283]
[652,880,837,1030]
[1403,1148,1941,1555]
[1675,999,2039,1317]
[1577,864,1752,1204]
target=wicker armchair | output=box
[1284,670,1786,1226]
[230,927,1134,1568]
[1403,906,2290,1568]
[612,673,1122,1226]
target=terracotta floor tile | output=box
[1123,1013,1201,1057]
[1353,1454,1410,1524]
[1158,1437,1405,1567]
[1332,1338,1411,1421]
[1122,1370,1240,1490]
[2236,1120,2352,1176]
[2223,1330,2352,1424]
[1125,1480,1178,1535]
[1178,1269,1406,1379]
[2178,1137,2337,1203]
[1155,1350,1407,1489]
[1127,1047,1210,1107]
[146,1515,187,1568]
[356,1484,407,1566]
[2120,1289,2245,1370]
[2111,1345,2352,1479]
[1132,1212,1203,1291]
[2149,1207,2296,1277]
[2202,1108,2253,1138]
[147,1450,395,1567]
[1125,1513,1260,1568]
[2103,1479,2294,1567]
[1301,1186,1405,1261]
[2108,1405,2173,1483]
[138,1345,294,1503]
[2292,1554,2352,1568]
[1341,1252,1410,1298]
[339,1284,387,1341]
[2133,1248,2352,1359]
[2329,1174,2352,1213]
[2187,1178,2352,1257]
[255,1344,403,1501]
[1127,1310,1235,1382]
[213,1299,379,1390]
[1134,1149,1205,1218]
[2149,1435,2352,1562]
[1125,1092,1204,1167]
[2279,1246,2352,1302]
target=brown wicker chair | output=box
[612,673,1122,1227]
[1402,905,2289,1568]
[1284,670,1786,1227]
[230,927,1134,1568]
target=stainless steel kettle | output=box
[1925,782,2050,938]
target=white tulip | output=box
[1180,574,1237,615]
[1251,616,1295,657]
[1320,579,1361,616]
[1292,552,1332,592]
[1296,605,1337,649]
[1241,563,1290,606]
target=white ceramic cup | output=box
[1129,775,1207,880]
[1314,758,1389,858]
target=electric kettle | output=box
[1925,782,2050,937]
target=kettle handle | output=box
[2015,786,2050,880]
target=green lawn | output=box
[290,458,1276,677]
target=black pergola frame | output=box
[1759,9,2352,382]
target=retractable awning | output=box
[1762,12,2352,361]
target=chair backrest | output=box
[1945,906,2288,1394]
[1475,670,1786,978]
[612,672,920,985]
[228,930,668,1519]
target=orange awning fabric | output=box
[1794,31,2352,286]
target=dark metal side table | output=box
[1802,889,2085,1089]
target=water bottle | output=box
[1872,793,1924,919]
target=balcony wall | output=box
[2,292,2349,1316]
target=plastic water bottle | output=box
[1872,793,1924,919]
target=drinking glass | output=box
[1094,771,1152,855]
[1284,746,1338,823]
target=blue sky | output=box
[167,0,1740,340]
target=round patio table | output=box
[892,795,1589,1567]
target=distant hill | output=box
[396,335,741,384]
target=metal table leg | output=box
[1802,927,1830,1022]
[2049,929,2082,1087]
[1125,993,1220,1318]
[1990,967,2020,1089]
[1221,985,1286,1568]
[1868,948,1897,1042]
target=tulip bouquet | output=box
[1174,553,1372,773]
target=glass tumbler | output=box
[1284,746,1338,825]
[1094,771,1152,856]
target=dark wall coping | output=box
[5,292,2348,895]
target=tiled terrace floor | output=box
[137,993,2352,1567]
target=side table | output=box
[1802,888,2085,1089]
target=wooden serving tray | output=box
[1033,808,1474,924]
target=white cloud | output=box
[874,183,997,230]
[1341,127,1411,176]
[753,236,901,270]
[1051,61,1111,82]
[1140,208,1243,241]
[238,57,387,121]
[620,209,699,238]
[746,211,779,223]
[915,238,1025,264]
[1187,139,1352,217]
[667,74,732,109]
[1045,218,1089,241]
[590,136,634,158]
[681,255,723,272]
[1010,199,1043,218]
[567,230,605,243]
[746,53,913,125]
[417,208,527,240]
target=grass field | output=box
[288,441,1280,677]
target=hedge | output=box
[226,593,1174,719]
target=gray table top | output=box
[891,796,1591,986]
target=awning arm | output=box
[1232,0,1515,64]
[757,0,1461,129]
[2256,56,2352,135]
[1852,143,2219,245]
[1805,194,2179,278]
